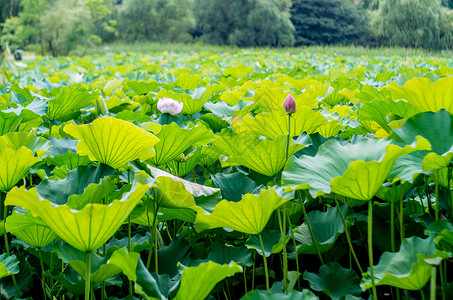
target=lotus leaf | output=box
[0,253,19,279]
[5,173,150,252]
[45,86,99,121]
[0,147,41,192]
[175,261,242,300]
[64,116,160,169]
[361,236,449,290]
[195,188,290,234]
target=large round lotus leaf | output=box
[361,236,449,290]
[390,110,453,171]
[426,220,453,253]
[6,210,57,248]
[218,134,309,177]
[0,132,50,156]
[0,147,41,192]
[303,262,361,300]
[195,188,290,235]
[64,117,160,169]
[387,76,453,114]
[175,261,242,300]
[5,173,151,252]
[145,122,213,166]
[234,107,327,139]
[294,204,352,254]
[283,137,426,200]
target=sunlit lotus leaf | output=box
[217,134,309,177]
[145,122,213,166]
[359,98,420,133]
[294,204,352,254]
[387,151,428,183]
[390,110,453,171]
[0,105,43,135]
[5,174,150,252]
[0,253,19,279]
[375,182,413,202]
[0,132,50,156]
[123,79,159,96]
[45,86,99,121]
[174,73,204,90]
[361,236,449,290]
[64,117,160,169]
[304,263,361,300]
[387,76,453,113]
[316,121,344,138]
[0,147,41,192]
[175,261,242,300]
[6,210,57,248]
[165,148,203,177]
[234,107,327,139]
[131,202,196,225]
[283,137,428,200]
[195,188,290,234]
[152,176,199,209]
[66,178,117,210]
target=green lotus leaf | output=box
[123,79,159,96]
[0,147,41,192]
[0,103,43,135]
[359,98,420,132]
[390,110,453,171]
[43,137,91,169]
[197,241,254,267]
[53,243,121,283]
[387,151,428,183]
[241,289,318,300]
[66,178,117,210]
[148,165,220,198]
[361,236,449,290]
[0,253,19,279]
[220,134,309,177]
[153,176,198,209]
[248,86,317,113]
[195,188,290,234]
[174,73,204,90]
[175,261,242,300]
[235,107,327,139]
[0,132,51,156]
[45,86,99,121]
[212,172,259,203]
[294,204,352,254]
[5,173,150,252]
[130,201,197,225]
[146,122,213,166]
[375,182,413,203]
[283,137,428,200]
[426,220,453,253]
[109,247,178,300]
[303,262,361,300]
[36,165,116,205]
[64,116,160,169]
[387,76,453,113]
[6,210,57,248]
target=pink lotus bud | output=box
[157,97,183,115]
[283,93,296,115]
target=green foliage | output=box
[117,0,195,43]
[290,0,369,46]
[194,0,294,47]
[370,0,453,49]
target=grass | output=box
[82,41,452,58]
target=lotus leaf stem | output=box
[430,265,436,300]
[368,200,378,300]
[298,192,324,264]
[39,250,47,300]
[399,184,405,242]
[435,170,439,221]
[85,251,91,300]
[258,233,269,293]
[439,261,446,300]
[287,213,301,290]
[333,195,363,274]
[277,207,288,293]
[390,199,395,252]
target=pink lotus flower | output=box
[157,97,183,115]
[283,93,296,115]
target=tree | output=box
[370,0,453,49]
[194,0,294,47]
[290,0,369,46]
[117,0,195,42]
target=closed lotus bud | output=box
[283,93,296,115]
[157,97,183,115]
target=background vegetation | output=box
[1,0,453,56]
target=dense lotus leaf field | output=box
[0,50,452,299]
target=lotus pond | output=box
[0,50,452,299]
